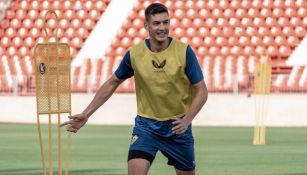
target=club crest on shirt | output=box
[131,135,138,145]
[152,60,166,69]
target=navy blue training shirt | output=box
[115,38,203,84]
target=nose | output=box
[158,23,167,31]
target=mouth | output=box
[157,32,167,38]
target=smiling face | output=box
[144,12,170,44]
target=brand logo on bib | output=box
[152,60,166,69]
[131,135,138,145]
[39,63,46,74]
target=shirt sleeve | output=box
[114,51,134,79]
[185,45,204,84]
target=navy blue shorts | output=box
[128,116,195,171]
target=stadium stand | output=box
[0,0,307,95]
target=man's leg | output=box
[128,158,151,175]
[175,168,195,175]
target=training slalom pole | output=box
[253,50,271,145]
[34,10,72,175]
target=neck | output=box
[149,38,169,52]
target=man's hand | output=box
[172,117,190,135]
[60,113,88,133]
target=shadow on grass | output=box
[271,173,307,175]
[0,167,126,175]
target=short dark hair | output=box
[145,3,169,22]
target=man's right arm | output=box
[82,74,124,118]
[60,75,124,132]
[61,51,134,132]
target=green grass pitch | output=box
[0,123,307,175]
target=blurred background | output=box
[1,0,307,126]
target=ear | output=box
[144,20,149,31]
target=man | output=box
[61,3,208,175]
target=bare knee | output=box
[128,158,151,175]
[175,168,195,175]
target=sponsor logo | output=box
[131,135,138,145]
[152,60,166,69]
[39,63,46,74]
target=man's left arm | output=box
[172,46,208,134]
[172,80,208,134]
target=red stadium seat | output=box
[199,9,210,18]
[270,26,282,36]
[34,18,44,29]
[174,9,184,19]
[71,19,81,29]
[258,26,270,36]
[42,1,50,9]
[197,46,207,57]
[265,17,277,27]
[77,27,88,39]
[285,0,296,8]
[303,17,307,27]
[224,9,235,18]
[241,17,253,27]
[180,18,192,29]
[262,0,274,8]
[0,19,10,29]
[216,18,228,27]
[90,10,100,21]
[1,36,10,48]
[31,0,39,10]
[241,0,252,9]
[298,7,307,17]
[229,18,240,26]
[84,19,95,30]
[185,0,195,10]
[247,8,260,17]
[204,37,213,46]
[8,46,16,56]
[186,27,196,38]
[218,0,229,9]
[273,0,284,8]
[12,37,22,48]
[294,26,306,37]
[221,46,230,55]
[212,9,223,18]
[5,9,15,19]
[186,9,197,19]
[262,36,274,46]
[174,1,184,9]
[198,27,209,37]
[230,0,241,9]
[290,17,302,26]
[95,1,107,11]
[72,37,82,48]
[210,27,221,36]
[279,46,292,56]
[235,9,247,18]
[121,37,132,49]
[234,27,244,36]
[64,1,73,10]
[19,46,29,57]
[241,36,251,46]
[222,27,233,37]
[287,36,299,47]
[243,46,256,55]
[275,36,286,46]
[5,27,16,38]
[215,36,226,46]
[195,0,205,10]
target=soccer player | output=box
[61,3,208,175]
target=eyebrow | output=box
[152,19,169,23]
